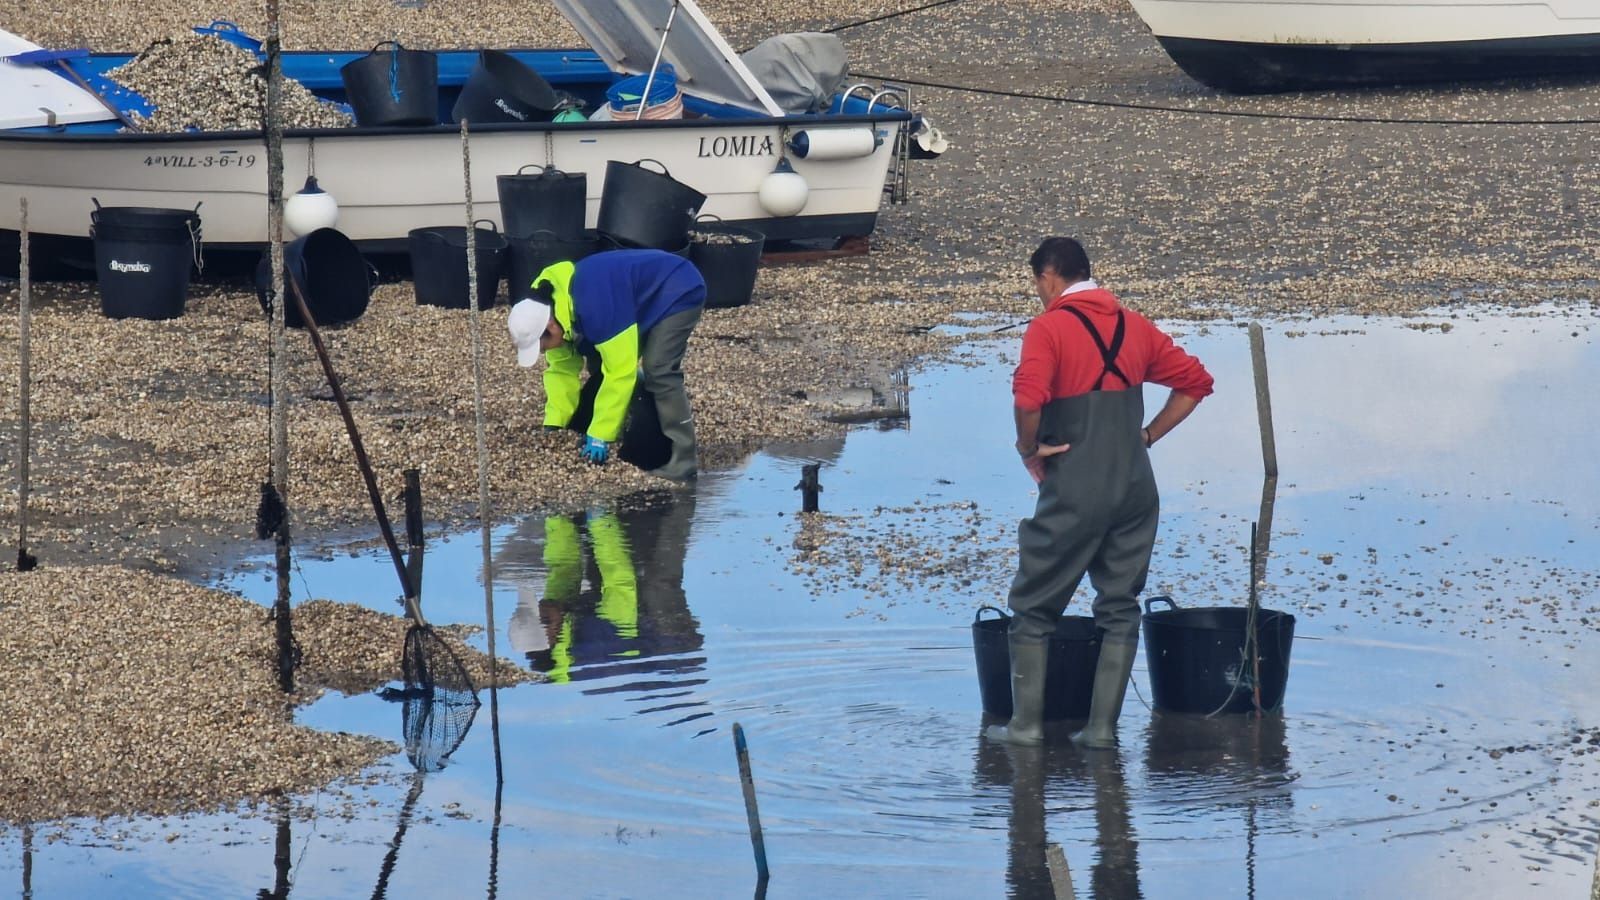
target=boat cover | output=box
[0,28,116,129]
[740,33,848,114]
[548,0,785,116]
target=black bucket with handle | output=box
[504,229,604,300]
[452,49,560,125]
[340,41,439,127]
[972,605,1101,721]
[497,164,588,240]
[1142,595,1295,715]
[254,227,374,329]
[597,159,706,250]
[687,215,764,309]
[409,220,508,309]
[90,201,202,320]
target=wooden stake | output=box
[263,0,294,695]
[1590,844,1599,900]
[403,468,424,600]
[1045,842,1075,899]
[1248,323,1277,588]
[15,198,36,572]
[733,722,770,883]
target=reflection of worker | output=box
[973,737,1143,898]
[988,237,1213,749]
[501,494,701,683]
[506,249,706,481]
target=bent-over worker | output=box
[986,236,1213,749]
[507,248,706,481]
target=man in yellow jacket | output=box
[508,248,706,481]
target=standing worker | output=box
[986,237,1213,749]
[507,248,706,481]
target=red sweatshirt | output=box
[1012,286,1214,411]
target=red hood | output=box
[1045,286,1119,315]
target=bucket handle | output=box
[368,40,406,54]
[974,604,1010,624]
[1143,595,1177,614]
[693,212,724,224]
[515,163,550,176]
[472,218,499,233]
[630,158,672,177]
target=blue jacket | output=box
[535,250,706,441]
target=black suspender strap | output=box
[1060,306,1130,391]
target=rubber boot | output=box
[985,638,1048,746]
[1073,640,1137,750]
[648,384,698,482]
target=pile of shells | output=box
[0,566,527,823]
[109,33,352,133]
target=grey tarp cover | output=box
[739,32,848,114]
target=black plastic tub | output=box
[504,229,604,301]
[972,606,1101,721]
[497,164,588,241]
[688,218,764,309]
[341,42,439,127]
[92,212,200,320]
[452,49,560,124]
[254,228,373,328]
[1142,596,1295,715]
[596,159,706,251]
[409,221,508,309]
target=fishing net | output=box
[381,623,481,772]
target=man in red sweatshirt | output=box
[987,237,1213,749]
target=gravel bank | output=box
[0,566,526,823]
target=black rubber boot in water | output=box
[985,638,1048,746]
[1073,640,1137,750]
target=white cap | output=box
[507,298,552,367]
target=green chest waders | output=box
[987,308,1160,747]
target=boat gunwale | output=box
[0,107,914,143]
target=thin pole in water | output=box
[796,463,822,513]
[1248,323,1278,586]
[1045,842,1075,898]
[1591,844,1599,900]
[15,198,36,572]
[732,722,770,883]
[462,117,505,788]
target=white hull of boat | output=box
[0,121,898,247]
[1127,0,1600,91]
[1129,0,1600,46]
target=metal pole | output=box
[462,117,505,788]
[1248,323,1277,588]
[16,198,36,571]
[264,0,294,695]
[404,469,424,600]
[733,722,770,883]
[636,0,681,120]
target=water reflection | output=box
[497,492,705,720]
[974,735,1144,900]
[256,797,291,900]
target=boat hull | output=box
[0,117,901,278]
[1128,0,1600,91]
[1156,32,1600,92]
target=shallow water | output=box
[4,310,1598,898]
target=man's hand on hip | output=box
[1021,443,1071,483]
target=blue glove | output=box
[581,435,610,464]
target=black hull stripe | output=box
[1156,33,1600,93]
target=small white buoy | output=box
[284,176,339,237]
[758,157,808,217]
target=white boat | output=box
[0,0,942,277]
[1126,0,1600,92]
